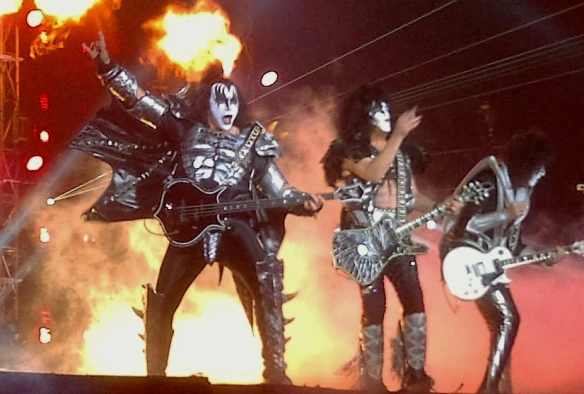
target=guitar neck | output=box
[499,249,557,270]
[395,203,448,235]
[187,191,337,217]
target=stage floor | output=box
[0,371,445,393]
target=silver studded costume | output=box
[440,156,534,394]
[70,62,315,384]
[338,148,433,392]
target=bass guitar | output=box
[442,240,584,300]
[154,178,365,247]
[332,181,493,286]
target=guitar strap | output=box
[230,122,263,170]
[395,150,407,226]
[395,150,423,254]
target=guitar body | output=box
[153,179,227,247]
[442,246,513,301]
[332,219,428,286]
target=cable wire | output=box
[263,3,584,124]
[52,171,111,201]
[418,67,584,111]
[391,35,584,104]
[368,1,584,86]
[248,0,459,104]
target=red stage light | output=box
[39,92,49,110]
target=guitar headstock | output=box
[334,183,366,203]
[568,240,584,257]
[456,181,494,205]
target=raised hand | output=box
[394,106,422,137]
[82,30,111,66]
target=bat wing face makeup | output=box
[209,82,240,131]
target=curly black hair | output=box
[501,127,554,186]
[321,84,428,187]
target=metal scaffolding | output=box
[0,14,23,323]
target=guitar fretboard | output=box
[395,204,448,235]
[180,192,336,218]
[495,250,556,271]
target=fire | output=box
[69,218,263,382]
[0,0,22,16]
[35,0,116,24]
[143,0,242,82]
[30,0,121,58]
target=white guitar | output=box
[442,240,584,301]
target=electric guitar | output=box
[442,240,584,300]
[332,181,493,286]
[153,178,365,247]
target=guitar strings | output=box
[176,195,316,218]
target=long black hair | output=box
[321,84,429,187]
[501,128,553,186]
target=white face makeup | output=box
[368,100,391,133]
[209,82,240,131]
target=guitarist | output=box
[439,129,555,393]
[321,85,461,392]
[71,32,323,384]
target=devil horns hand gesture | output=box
[82,31,111,69]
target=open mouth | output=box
[222,115,233,125]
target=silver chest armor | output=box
[180,125,253,188]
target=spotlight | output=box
[39,327,52,344]
[26,155,44,171]
[260,70,278,87]
[26,9,44,28]
[426,220,437,230]
[39,227,50,243]
[40,130,50,142]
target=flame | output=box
[143,0,242,82]
[35,0,115,24]
[66,216,263,383]
[0,0,22,16]
[30,0,121,58]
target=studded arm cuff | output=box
[97,63,169,130]
[258,162,316,216]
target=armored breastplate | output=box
[180,125,251,189]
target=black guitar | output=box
[153,178,365,247]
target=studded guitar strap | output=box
[230,122,263,170]
[395,150,407,226]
